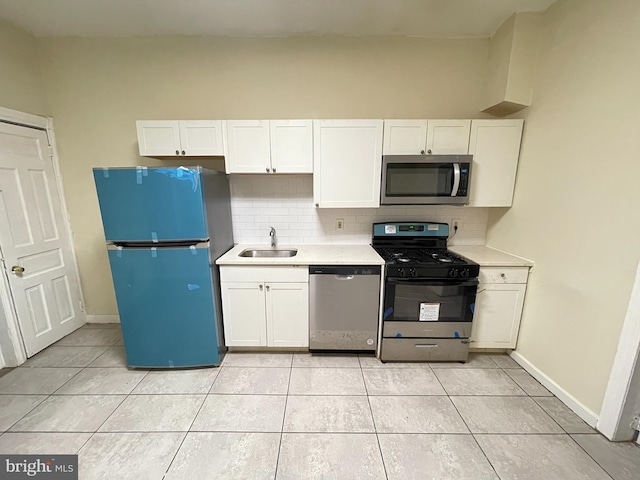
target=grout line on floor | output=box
[431,365,502,479]
[565,434,616,480]
[160,381,211,477]
[273,358,293,478]
[360,361,389,480]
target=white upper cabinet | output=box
[270,120,313,174]
[224,120,313,174]
[426,120,471,154]
[224,120,271,173]
[383,119,470,155]
[178,120,224,156]
[136,121,181,156]
[468,119,524,207]
[313,120,383,208]
[383,120,428,155]
[136,120,224,157]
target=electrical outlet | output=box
[450,218,461,232]
[336,218,344,231]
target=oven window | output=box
[386,282,476,322]
[385,164,453,196]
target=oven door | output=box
[381,155,469,205]
[383,278,478,323]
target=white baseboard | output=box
[85,314,120,324]
[510,350,599,428]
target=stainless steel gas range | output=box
[372,222,480,362]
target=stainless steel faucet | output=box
[269,226,277,247]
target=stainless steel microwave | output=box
[380,154,472,205]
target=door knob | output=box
[11,265,25,274]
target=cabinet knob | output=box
[181,150,186,155]
[266,285,270,291]
[259,284,263,291]
[272,168,276,173]
[315,203,319,208]
[500,273,506,278]
[175,150,180,155]
[420,150,425,154]
[427,149,432,154]
[11,265,25,274]
[266,167,270,173]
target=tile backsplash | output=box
[229,175,488,245]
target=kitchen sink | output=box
[239,248,298,258]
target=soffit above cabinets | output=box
[0,0,556,38]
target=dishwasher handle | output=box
[335,275,354,280]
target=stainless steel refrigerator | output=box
[93,166,233,367]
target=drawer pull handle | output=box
[415,344,438,348]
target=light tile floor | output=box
[1,324,639,479]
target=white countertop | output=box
[450,245,534,267]
[216,244,385,266]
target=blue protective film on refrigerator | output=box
[108,246,220,367]
[94,167,207,242]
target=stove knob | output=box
[448,268,459,278]
[409,268,417,278]
[460,268,470,278]
[399,268,407,278]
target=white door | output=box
[220,282,267,346]
[224,120,271,173]
[470,283,526,349]
[179,120,224,156]
[313,120,383,208]
[136,120,181,156]
[266,282,309,347]
[426,120,471,154]
[0,123,84,356]
[270,120,313,173]
[468,119,524,207]
[382,120,428,155]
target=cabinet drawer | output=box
[381,338,469,362]
[220,266,308,283]
[479,267,529,284]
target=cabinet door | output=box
[471,284,526,349]
[265,283,309,347]
[136,121,181,156]
[313,120,383,208]
[221,282,267,346]
[179,120,224,156]
[426,120,471,154]
[224,120,271,173]
[382,120,428,155]
[270,120,313,173]
[468,119,524,207]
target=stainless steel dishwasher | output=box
[309,266,381,352]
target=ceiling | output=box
[0,0,556,38]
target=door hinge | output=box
[630,414,640,431]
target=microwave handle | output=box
[451,163,461,197]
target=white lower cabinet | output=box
[220,267,309,347]
[471,267,528,349]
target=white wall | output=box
[230,175,488,245]
[35,35,489,315]
[485,0,640,415]
[0,18,48,115]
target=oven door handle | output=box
[387,278,478,287]
[451,163,461,197]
